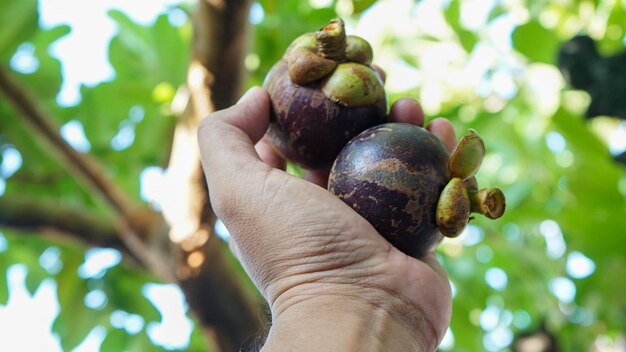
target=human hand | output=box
[198,87,455,351]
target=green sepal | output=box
[436,177,471,238]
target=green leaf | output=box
[124,332,166,352]
[24,265,49,294]
[600,1,626,54]
[0,253,9,305]
[77,81,151,149]
[103,266,161,323]
[0,0,38,59]
[443,0,461,29]
[550,109,626,260]
[352,0,377,14]
[0,107,100,208]
[458,30,478,53]
[107,11,189,86]
[100,328,130,351]
[20,25,70,99]
[54,308,109,351]
[512,21,560,64]
[187,323,214,352]
[52,249,97,351]
[443,0,477,53]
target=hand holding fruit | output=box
[264,19,505,258]
[198,18,505,351]
[198,88,453,351]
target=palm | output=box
[246,167,452,341]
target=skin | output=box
[198,87,457,351]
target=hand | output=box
[198,87,455,351]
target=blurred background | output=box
[1,0,625,351]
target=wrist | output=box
[261,286,438,352]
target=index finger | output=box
[388,98,425,126]
[197,87,271,200]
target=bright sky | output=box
[38,0,186,106]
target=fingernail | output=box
[237,87,259,104]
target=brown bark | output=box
[178,229,266,352]
[192,0,252,111]
[166,1,266,350]
[0,195,126,252]
[164,91,264,350]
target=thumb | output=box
[197,87,271,192]
[204,86,270,145]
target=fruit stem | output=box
[316,18,346,61]
[468,188,506,219]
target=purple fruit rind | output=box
[265,60,387,171]
[329,123,451,257]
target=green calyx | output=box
[345,35,373,65]
[284,18,384,107]
[321,63,384,108]
[449,129,485,180]
[436,130,506,238]
[469,188,506,219]
[437,178,471,238]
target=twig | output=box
[165,0,265,350]
[0,195,131,257]
[0,65,164,275]
[0,66,139,220]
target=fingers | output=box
[244,92,455,186]
[304,170,329,188]
[387,98,456,154]
[198,86,270,191]
[300,98,431,188]
[426,118,457,153]
[229,238,241,260]
[419,252,449,283]
[222,86,270,143]
[389,98,425,126]
[257,136,327,187]
[256,135,287,170]
[372,64,386,83]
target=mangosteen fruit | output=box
[264,18,387,171]
[328,123,505,258]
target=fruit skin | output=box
[265,61,387,171]
[328,123,451,258]
[264,19,387,171]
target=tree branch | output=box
[166,78,264,351]
[0,65,173,280]
[0,65,138,221]
[178,228,266,352]
[159,1,266,351]
[0,195,129,255]
[192,0,251,111]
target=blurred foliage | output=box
[1,0,626,351]
[0,0,204,350]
